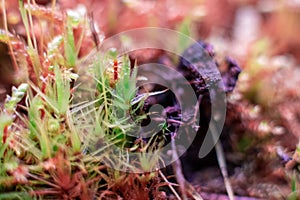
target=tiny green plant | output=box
[0,1,184,199]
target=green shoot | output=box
[64,14,77,68]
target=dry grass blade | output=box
[158,170,181,200]
[171,137,204,200]
[210,120,235,200]
[171,137,188,200]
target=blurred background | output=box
[1,0,300,198]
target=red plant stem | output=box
[30,189,60,196]
[3,125,8,144]
[113,60,118,81]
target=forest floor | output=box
[1,0,300,199]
